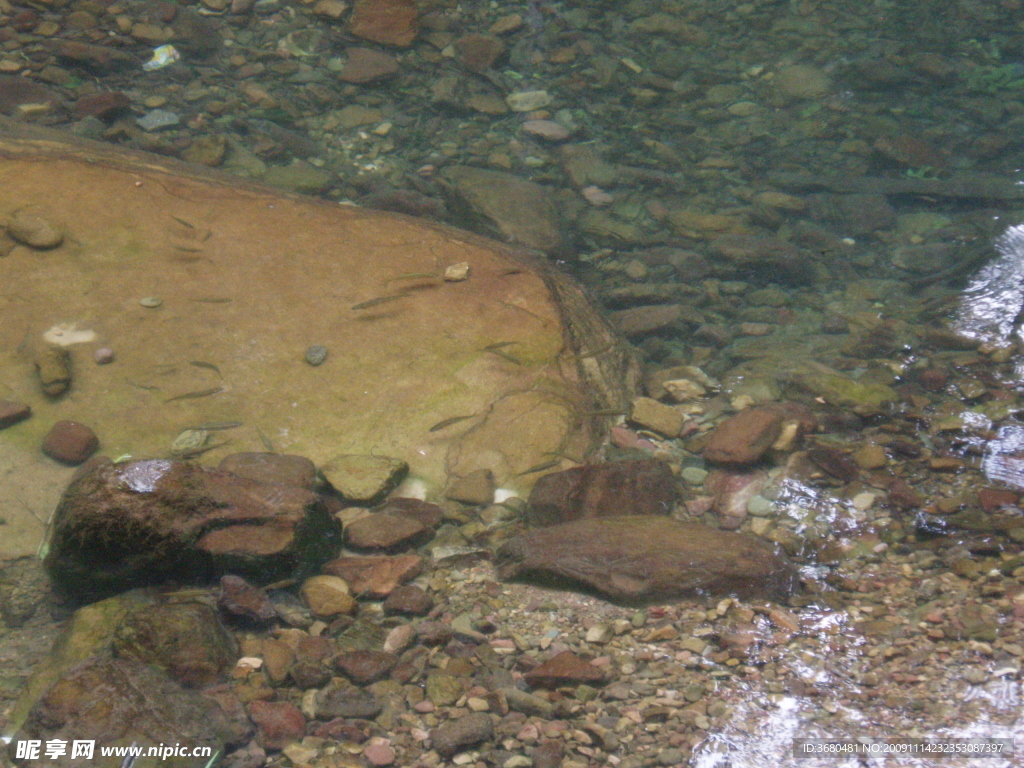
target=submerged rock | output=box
[44,457,342,601]
[526,459,677,526]
[495,516,798,603]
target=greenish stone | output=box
[319,453,408,503]
[425,672,464,706]
[575,684,599,702]
[800,372,898,415]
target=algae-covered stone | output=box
[113,602,237,688]
[800,372,898,415]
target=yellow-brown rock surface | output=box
[0,118,636,558]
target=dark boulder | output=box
[44,457,341,601]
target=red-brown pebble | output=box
[0,400,31,429]
[41,420,99,464]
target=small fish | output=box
[482,341,518,351]
[486,348,522,364]
[255,425,276,452]
[389,271,439,282]
[188,420,243,431]
[352,293,407,310]
[516,458,560,476]
[429,414,475,432]
[542,450,583,462]
[172,244,204,253]
[171,215,194,229]
[163,386,223,403]
[126,380,160,391]
[190,360,222,377]
[192,297,233,303]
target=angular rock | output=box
[316,682,383,719]
[629,397,686,437]
[526,459,677,526]
[344,512,427,552]
[339,47,400,83]
[496,516,799,603]
[113,602,237,689]
[0,399,31,429]
[441,166,563,253]
[431,712,494,758]
[348,0,418,46]
[703,407,784,465]
[218,452,318,490]
[300,574,356,618]
[446,468,496,505]
[376,497,443,529]
[453,34,506,72]
[218,574,277,624]
[321,554,424,598]
[382,584,433,615]
[333,650,399,684]
[248,699,306,751]
[608,304,684,338]
[523,650,606,689]
[44,457,342,600]
[320,453,408,503]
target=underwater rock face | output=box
[44,456,341,601]
[18,656,234,768]
[495,516,799,604]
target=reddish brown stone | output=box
[348,0,418,47]
[377,497,443,529]
[0,76,60,115]
[496,516,798,603]
[416,620,454,646]
[382,584,433,615]
[523,650,605,689]
[917,367,950,392]
[54,40,138,70]
[218,452,317,489]
[704,468,767,525]
[527,459,677,526]
[321,553,424,597]
[0,400,31,429]
[41,420,99,465]
[218,574,277,624]
[344,512,427,551]
[453,34,506,72]
[806,445,859,482]
[333,650,399,684]
[73,91,130,120]
[978,488,1019,513]
[887,478,925,510]
[704,407,784,465]
[339,47,400,83]
[247,700,306,751]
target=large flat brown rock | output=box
[495,516,799,604]
[0,119,637,558]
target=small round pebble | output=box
[305,344,328,366]
[139,296,163,308]
[93,347,115,365]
